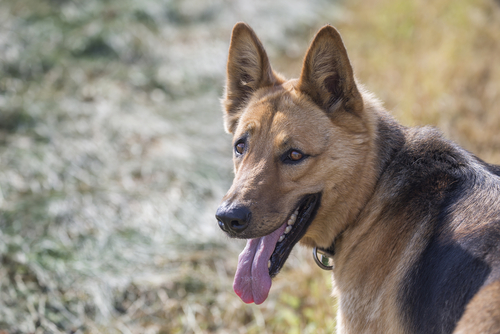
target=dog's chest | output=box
[332,234,414,334]
[334,280,406,334]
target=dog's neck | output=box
[329,98,408,333]
[326,94,406,256]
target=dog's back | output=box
[374,125,500,333]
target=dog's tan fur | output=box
[218,22,500,334]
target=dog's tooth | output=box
[278,235,285,242]
[287,217,295,226]
[285,226,292,234]
[268,260,271,268]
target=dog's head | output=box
[216,23,376,304]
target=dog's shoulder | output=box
[384,124,500,249]
[382,126,500,333]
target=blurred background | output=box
[0,0,499,333]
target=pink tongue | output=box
[233,223,287,304]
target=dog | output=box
[215,22,500,334]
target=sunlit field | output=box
[0,0,499,333]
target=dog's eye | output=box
[289,150,303,161]
[282,149,307,164]
[235,142,245,155]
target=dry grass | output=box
[340,0,500,163]
[0,0,499,333]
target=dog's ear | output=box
[223,22,281,133]
[298,25,363,116]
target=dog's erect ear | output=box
[223,22,281,133]
[298,25,363,116]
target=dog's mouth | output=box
[268,193,322,277]
[233,193,321,304]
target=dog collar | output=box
[313,227,346,270]
[313,244,335,270]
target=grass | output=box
[338,0,500,163]
[0,0,499,333]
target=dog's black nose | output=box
[216,204,251,234]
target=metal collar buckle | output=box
[313,247,334,270]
